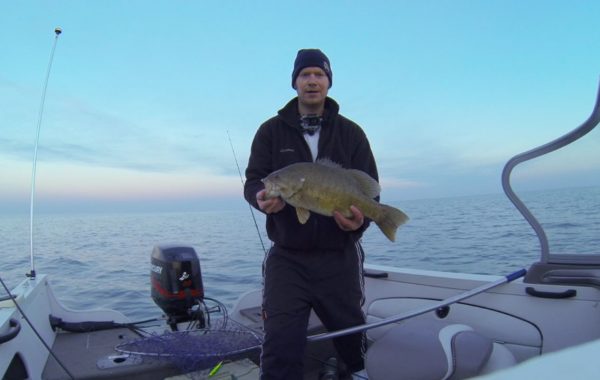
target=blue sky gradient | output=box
[1,1,599,214]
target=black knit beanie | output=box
[291,49,333,89]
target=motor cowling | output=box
[151,244,204,324]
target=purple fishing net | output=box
[115,319,262,373]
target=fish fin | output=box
[374,204,409,242]
[348,169,381,198]
[296,207,311,224]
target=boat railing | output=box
[501,79,600,267]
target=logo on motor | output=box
[151,264,163,275]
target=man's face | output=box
[295,67,329,109]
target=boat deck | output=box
[43,327,180,380]
[42,310,335,380]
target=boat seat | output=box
[365,319,516,380]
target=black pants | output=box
[260,243,366,380]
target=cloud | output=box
[30,162,241,199]
[380,177,424,191]
[1,86,242,176]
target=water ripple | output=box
[0,187,598,320]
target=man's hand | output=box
[256,189,286,214]
[333,205,364,232]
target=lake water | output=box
[1,187,598,321]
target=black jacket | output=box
[244,97,378,250]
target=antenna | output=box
[28,27,62,279]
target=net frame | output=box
[115,326,263,359]
[115,316,263,373]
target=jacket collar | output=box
[277,97,340,129]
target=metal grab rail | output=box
[501,80,600,263]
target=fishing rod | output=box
[307,268,527,342]
[28,27,62,279]
[226,130,267,254]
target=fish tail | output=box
[375,204,409,242]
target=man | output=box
[244,48,379,380]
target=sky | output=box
[1,1,599,214]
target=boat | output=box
[1,79,598,380]
[2,31,600,380]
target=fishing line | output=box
[28,27,62,279]
[0,275,76,380]
[226,130,267,254]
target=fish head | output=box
[261,170,305,200]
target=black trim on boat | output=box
[3,354,28,379]
[364,270,389,279]
[0,318,21,344]
[525,287,577,299]
[49,315,162,334]
[49,315,125,333]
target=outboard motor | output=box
[151,244,205,330]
